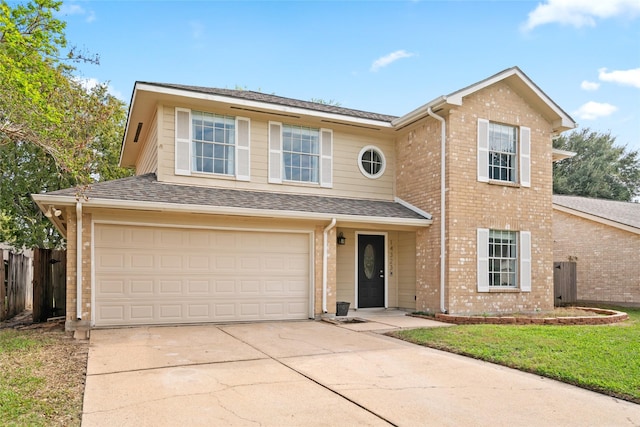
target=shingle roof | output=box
[553,195,640,230]
[142,82,398,123]
[44,174,429,221]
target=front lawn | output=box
[391,306,640,403]
[0,327,87,426]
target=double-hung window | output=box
[268,121,333,187]
[477,228,531,292]
[283,125,320,183]
[489,123,517,182]
[477,119,531,187]
[488,230,517,287]
[192,111,235,175]
[174,108,250,181]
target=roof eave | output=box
[32,194,433,228]
[552,148,577,162]
[392,67,577,133]
[553,204,640,235]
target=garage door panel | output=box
[94,225,310,326]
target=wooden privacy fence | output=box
[1,250,31,321]
[32,248,67,322]
[554,261,577,306]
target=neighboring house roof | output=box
[34,174,432,233]
[553,195,640,234]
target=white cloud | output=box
[573,101,618,120]
[59,4,85,15]
[74,77,124,100]
[580,80,600,91]
[58,3,96,23]
[598,67,640,88]
[522,0,640,31]
[370,50,415,72]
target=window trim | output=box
[282,124,321,184]
[357,145,386,179]
[191,111,236,176]
[174,108,250,180]
[488,122,518,184]
[477,118,531,188]
[488,229,518,289]
[268,122,333,188]
[477,228,532,293]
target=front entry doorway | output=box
[357,234,385,308]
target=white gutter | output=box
[75,202,83,320]
[322,218,337,314]
[427,107,447,314]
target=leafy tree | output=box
[0,0,132,247]
[0,0,115,181]
[553,128,640,201]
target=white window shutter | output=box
[268,121,282,184]
[520,126,531,188]
[175,108,191,176]
[477,228,490,292]
[477,119,489,182]
[520,231,532,292]
[319,129,333,188]
[235,117,250,181]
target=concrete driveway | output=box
[82,317,640,426]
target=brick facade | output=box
[397,82,556,315]
[64,207,93,331]
[553,210,640,305]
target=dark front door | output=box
[358,234,385,308]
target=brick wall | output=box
[64,207,92,331]
[397,81,556,315]
[396,118,442,313]
[553,210,640,305]
[314,225,337,316]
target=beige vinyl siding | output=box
[336,228,356,305]
[387,231,398,308]
[135,108,158,175]
[397,231,416,310]
[157,106,395,200]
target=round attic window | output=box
[358,146,386,179]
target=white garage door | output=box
[94,224,311,326]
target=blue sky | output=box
[58,0,640,151]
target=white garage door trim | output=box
[91,220,314,326]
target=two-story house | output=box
[33,67,576,331]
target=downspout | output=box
[426,107,447,314]
[76,202,83,320]
[322,218,337,313]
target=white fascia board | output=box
[135,83,393,129]
[392,96,448,128]
[553,204,640,236]
[394,197,432,220]
[32,194,433,228]
[120,86,140,165]
[552,148,577,162]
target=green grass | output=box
[392,306,640,403]
[0,329,83,427]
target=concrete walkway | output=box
[82,314,640,426]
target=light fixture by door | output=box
[337,232,346,245]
